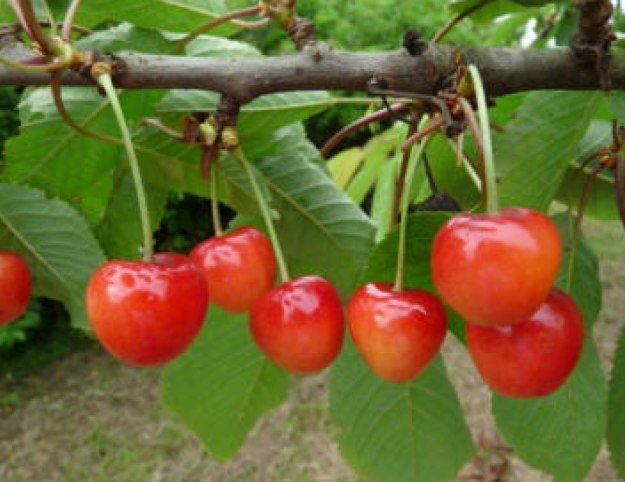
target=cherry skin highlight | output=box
[348,282,448,383]
[249,275,345,373]
[0,250,32,325]
[190,226,276,314]
[466,288,584,398]
[431,207,562,326]
[86,253,209,366]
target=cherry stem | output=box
[210,160,224,236]
[170,5,262,54]
[97,73,153,261]
[62,0,82,41]
[467,64,498,214]
[231,146,290,283]
[393,121,431,292]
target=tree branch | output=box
[1,37,625,103]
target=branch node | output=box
[403,30,428,56]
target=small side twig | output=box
[320,103,410,158]
[432,0,492,44]
[170,6,263,54]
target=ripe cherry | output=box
[348,282,448,383]
[190,226,276,314]
[431,207,561,326]
[86,253,209,366]
[466,288,584,398]
[249,275,344,373]
[0,250,32,325]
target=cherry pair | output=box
[190,225,345,373]
[431,207,585,397]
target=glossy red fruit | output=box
[0,250,32,325]
[86,253,209,366]
[190,226,276,314]
[431,207,561,326]
[348,282,448,383]
[466,288,584,398]
[249,275,344,373]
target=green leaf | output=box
[74,0,236,36]
[608,326,625,479]
[450,0,531,23]
[371,153,398,242]
[162,307,288,460]
[252,126,376,294]
[96,171,169,260]
[492,213,605,482]
[492,341,606,482]
[0,183,106,330]
[496,91,602,210]
[330,342,474,482]
[346,128,403,204]
[327,147,365,189]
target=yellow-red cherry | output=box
[466,288,584,398]
[190,226,276,314]
[0,250,32,325]
[249,275,345,373]
[348,282,448,383]
[431,207,562,326]
[86,253,209,366]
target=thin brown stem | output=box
[50,73,121,145]
[432,0,492,44]
[170,6,262,54]
[62,0,82,41]
[321,103,410,158]
[401,116,444,153]
[0,20,92,37]
[390,112,420,229]
[17,0,57,54]
[573,162,605,243]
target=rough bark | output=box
[1,36,624,104]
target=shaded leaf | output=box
[496,91,602,210]
[0,183,106,330]
[162,307,288,460]
[331,342,474,482]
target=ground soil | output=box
[0,223,623,482]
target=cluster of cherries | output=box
[0,205,584,399]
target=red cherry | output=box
[348,282,448,383]
[190,226,276,314]
[249,275,345,373]
[0,250,32,325]
[431,207,561,326]
[466,288,584,398]
[86,253,209,366]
